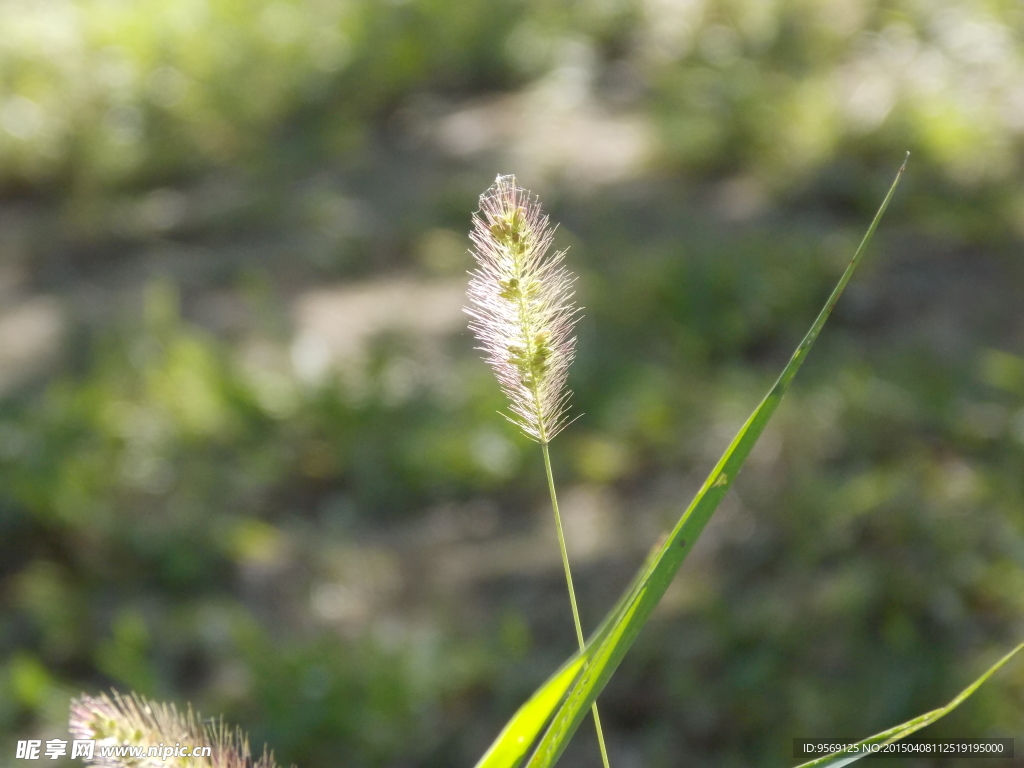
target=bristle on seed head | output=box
[465,175,579,443]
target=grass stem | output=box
[541,441,612,768]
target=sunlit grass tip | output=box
[465,174,579,443]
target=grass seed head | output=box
[69,691,280,768]
[465,175,578,443]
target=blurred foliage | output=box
[2,0,1024,767]
[0,0,522,189]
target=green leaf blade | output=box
[794,642,1024,768]
[522,158,910,768]
[474,656,587,768]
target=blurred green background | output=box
[2,0,1024,766]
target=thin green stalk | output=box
[541,441,611,768]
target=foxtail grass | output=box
[69,690,279,768]
[465,174,611,768]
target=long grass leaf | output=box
[794,641,1024,768]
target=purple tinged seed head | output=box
[465,175,579,443]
